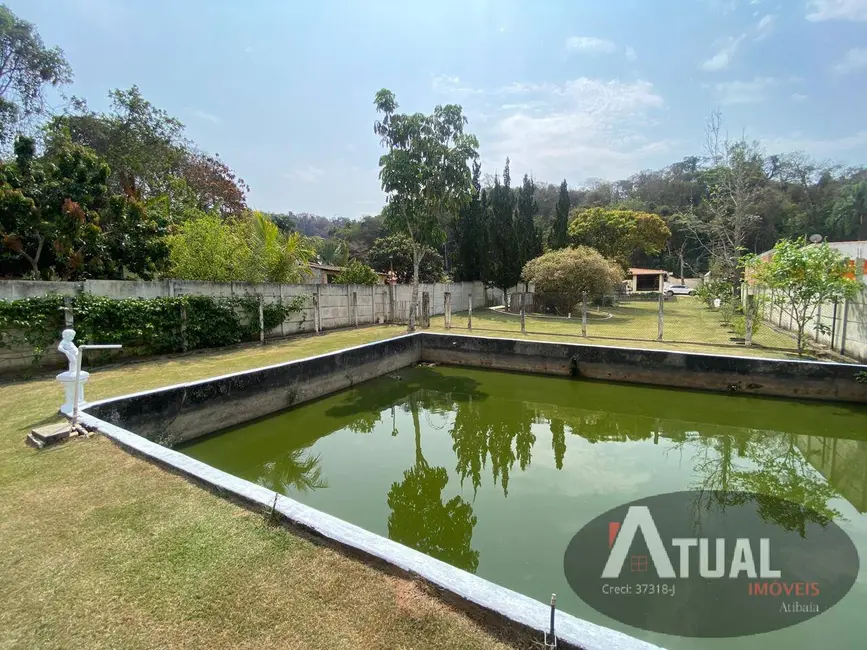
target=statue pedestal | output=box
[57,370,90,415]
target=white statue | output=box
[58,328,79,374]
[56,328,89,414]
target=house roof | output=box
[309,263,344,272]
[627,268,667,275]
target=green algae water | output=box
[180,366,867,649]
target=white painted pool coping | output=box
[77,408,665,650]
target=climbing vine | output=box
[0,293,308,362]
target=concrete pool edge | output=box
[77,410,664,650]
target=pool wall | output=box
[420,333,867,403]
[84,334,421,446]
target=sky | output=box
[12,0,867,218]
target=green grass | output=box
[0,325,531,650]
[429,297,806,359]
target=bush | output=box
[522,246,623,316]
[333,260,380,285]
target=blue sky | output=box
[12,0,867,218]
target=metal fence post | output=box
[657,276,664,341]
[468,295,473,331]
[581,292,588,338]
[444,292,452,329]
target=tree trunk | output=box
[408,244,420,332]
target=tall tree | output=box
[0,6,72,144]
[568,207,671,268]
[373,88,478,330]
[487,159,521,297]
[453,160,487,281]
[549,179,570,249]
[515,173,542,278]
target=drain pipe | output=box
[71,344,122,432]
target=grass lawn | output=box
[429,297,807,359]
[0,325,531,650]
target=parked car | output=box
[665,284,695,296]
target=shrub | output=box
[521,246,623,315]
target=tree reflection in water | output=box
[257,448,328,494]
[387,393,479,573]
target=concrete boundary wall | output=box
[75,334,867,650]
[0,279,503,373]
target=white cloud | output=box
[792,92,809,102]
[761,131,867,156]
[806,0,867,22]
[432,75,482,95]
[285,166,325,184]
[832,47,867,74]
[754,14,777,40]
[566,36,617,54]
[190,109,221,124]
[702,35,745,71]
[625,46,637,61]
[483,78,670,183]
[244,45,253,53]
[706,77,779,104]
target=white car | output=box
[665,284,695,296]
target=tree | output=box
[548,179,570,250]
[167,211,314,283]
[368,233,444,283]
[49,86,186,199]
[0,6,72,143]
[745,239,860,354]
[682,112,765,287]
[0,134,108,278]
[314,237,349,266]
[487,159,521,296]
[333,259,380,285]
[829,182,867,240]
[177,150,249,216]
[521,246,623,315]
[452,160,487,281]
[567,207,670,268]
[515,173,542,281]
[373,88,478,331]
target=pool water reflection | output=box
[181,365,867,650]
